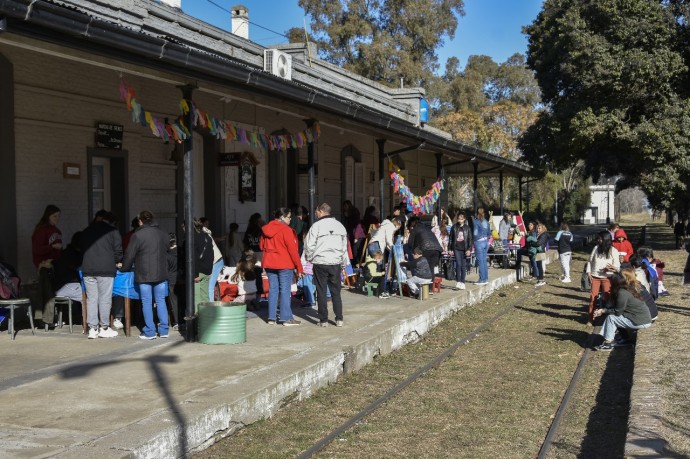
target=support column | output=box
[499,170,504,215]
[0,54,17,268]
[305,120,316,218]
[377,139,386,217]
[179,84,196,343]
[435,153,443,219]
[518,175,523,213]
[472,161,479,214]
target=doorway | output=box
[87,148,128,235]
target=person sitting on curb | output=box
[620,265,658,323]
[401,247,433,298]
[592,272,652,351]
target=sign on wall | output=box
[219,153,241,166]
[239,151,259,203]
[95,123,123,149]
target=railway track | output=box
[294,287,596,459]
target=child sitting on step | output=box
[402,247,433,298]
[362,250,388,299]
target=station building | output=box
[0,0,532,283]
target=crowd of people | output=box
[30,206,175,339]
[15,200,675,348]
[584,224,663,351]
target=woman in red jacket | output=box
[260,207,303,326]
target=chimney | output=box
[160,0,181,8]
[231,5,249,39]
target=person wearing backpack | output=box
[555,222,574,283]
[637,247,659,300]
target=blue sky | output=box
[182,0,544,70]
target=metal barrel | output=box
[197,301,247,345]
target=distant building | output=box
[583,184,616,224]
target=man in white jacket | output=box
[305,202,349,327]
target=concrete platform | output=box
[8,225,613,459]
[0,263,529,458]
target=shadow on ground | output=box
[59,339,188,456]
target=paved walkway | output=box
[0,230,603,458]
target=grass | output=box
[195,223,688,458]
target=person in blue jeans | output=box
[472,207,492,286]
[200,218,224,301]
[260,207,303,326]
[448,212,473,290]
[515,221,539,281]
[121,210,170,339]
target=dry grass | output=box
[195,224,688,458]
[642,225,690,457]
[618,212,658,224]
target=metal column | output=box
[305,120,316,218]
[377,139,386,217]
[435,153,443,219]
[499,170,504,215]
[179,84,196,343]
[473,161,479,214]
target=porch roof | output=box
[0,0,534,178]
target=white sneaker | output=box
[87,328,99,339]
[336,320,344,327]
[98,327,118,338]
[459,282,466,290]
[454,282,462,290]
[112,318,124,329]
[562,278,572,283]
[535,281,546,287]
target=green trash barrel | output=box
[197,301,246,344]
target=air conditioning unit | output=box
[264,49,292,80]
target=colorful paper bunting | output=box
[390,167,444,216]
[119,80,320,150]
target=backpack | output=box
[0,261,20,300]
[642,259,659,299]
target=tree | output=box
[432,54,542,212]
[617,187,648,215]
[288,0,464,92]
[520,0,690,215]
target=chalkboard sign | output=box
[95,123,123,149]
[218,153,240,166]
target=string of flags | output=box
[118,80,320,149]
[389,161,444,215]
